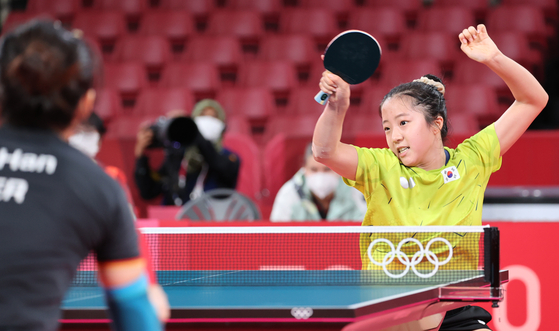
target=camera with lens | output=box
[148,116,199,149]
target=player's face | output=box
[381,96,442,170]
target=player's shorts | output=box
[440,305,492,331]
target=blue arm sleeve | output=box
[104,274,162,331]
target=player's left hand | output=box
[459,24,501,64]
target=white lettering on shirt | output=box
[0,147,57,174]
[0,177,29,204]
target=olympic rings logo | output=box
[291,307,313,319]
[367,237,453,279]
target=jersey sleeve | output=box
[342,146,382,199]
[95,182,140,262]
[457,124,502,175]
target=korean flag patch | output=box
[441,166,460,184]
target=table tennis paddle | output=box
[314,30,382,105]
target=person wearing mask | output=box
[134,100,240,206]
[270,143,366,221]
[0,20,165,330]
[69,112,135,205]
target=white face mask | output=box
[306,172,339,199]
[194,116,225,143]
[69,131,100,158]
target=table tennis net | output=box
[73,226,492,287]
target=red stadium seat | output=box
[222,132,263,202]
[134,88,195,117]
[228,0,283,31]
[26,0,79,25]
[94,88,123,122]
[347,8,407,51]
[103,62,149,109]
[1,12,55,34]
[226,115,252,136]
[105,115,155,139]
[453,59,506,90]
[216,87,276,134]
[258,34,318,66]
[72,11,127,55]
[363,0,422,28]
[160,62,221,100]
[181,36,244,84]
[300,0,356,28]
[228,0,283,14]
[206,10,264,54]
[453,59,512,107]
[379,59,442,87]
[445,84,500,120]
[487,5,547,50]
[112,35,172,83]
[343,113,384,140]
[490,32,542,75]
[416,7,476,35]
[158,0,215,14]
[285,86,328,116]
[447,113,478,135]
[158,0,216,31]
[359,86,393,114]
[258,34,318,82]
[93,0,147,30]
[206,10,264,38]
[265,114,319,140]
[399,32,461,78]
[445,83,499,116]
[237,61,299,107]
[279,8,340,48]
[431,0,489,22]
[501,0,557,17]
[262,133,309,204]
[138,11,194,53]
[400,32,460,61]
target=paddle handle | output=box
[314,91,331,105]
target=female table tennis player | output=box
[0,20,167,330]
[313,24,548,330]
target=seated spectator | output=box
[134,99,240,206]
[270,143,366,221]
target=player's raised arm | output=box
[459,24,549,156]
[313,70,359,180]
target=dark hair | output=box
[379,74,450,141]
[85,112,106,136]
[0,20,97,131]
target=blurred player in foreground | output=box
[0,20,166,330]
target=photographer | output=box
[134,99,240,206]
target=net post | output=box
[483,227,501,307]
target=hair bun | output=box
[413,76,445,96]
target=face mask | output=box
[69,131,100,158]
[306,172,339,199]
[194,116,225,143]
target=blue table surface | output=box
[63,270,483,310]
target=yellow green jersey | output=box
[344,124,502,270]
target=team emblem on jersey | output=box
[441,166,460,184]
[399,177,416,189]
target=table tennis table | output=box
[60,269,508,331]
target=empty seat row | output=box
[98,58,522,109]
[3,5,551,42]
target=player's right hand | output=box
[319,70,350,111]
[135,125,154,158]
